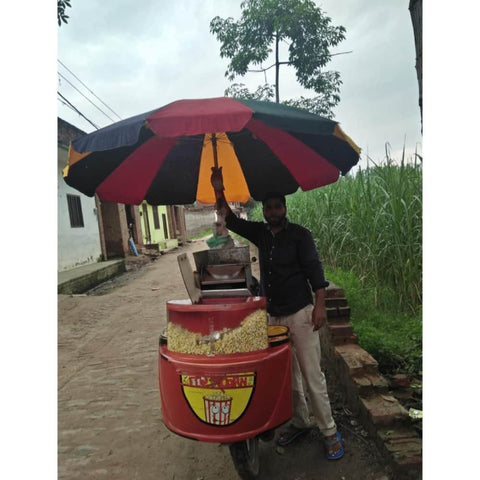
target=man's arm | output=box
[295,227,329,330]
[312,288,327,331]
[297,227,329,292]
[210,166,262,246]
[210,166,232,218]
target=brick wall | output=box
[321,284,422,479]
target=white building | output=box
[58,118,102,271]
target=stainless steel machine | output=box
[178,246,258,302]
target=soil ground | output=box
[58,239,394,480]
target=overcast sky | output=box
[57,0,423,167]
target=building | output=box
[139,202,187,251]
[58,118,187,273]
[58,118,103,271]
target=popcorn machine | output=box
[158,247,292,479]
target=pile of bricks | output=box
[321,284,422,479]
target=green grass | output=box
[287,161,422,314]
[188,228,213,240]
[249,157,422,374]
[326,269,422,374]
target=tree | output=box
[58,0,72,26]
[224,83,275,101]
[210,0,346,118]
[409,0,422,129]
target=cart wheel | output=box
[229,437,260,479]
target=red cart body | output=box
[158,297,292,443]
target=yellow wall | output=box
[140,203,177,249]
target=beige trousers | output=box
[269,304,337,437]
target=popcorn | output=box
[166,309,268,355]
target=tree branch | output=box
[331,50,353,57]
[248,62,290,73]
[246,51,353,73]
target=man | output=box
[211,167,344,460]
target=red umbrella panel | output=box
[64,97,360,205]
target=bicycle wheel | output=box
[229,437,260,479]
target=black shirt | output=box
[226,213,329,316]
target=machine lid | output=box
[177,253,201,304]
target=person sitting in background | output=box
[206,217,235,249]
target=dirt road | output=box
[58,239,392,480]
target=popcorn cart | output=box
[158,246,292,479]
[62,95,360,480]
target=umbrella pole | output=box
[211,133,219,169]
[210,133,225,213]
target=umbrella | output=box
[63,97,360,205]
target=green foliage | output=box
[249,159,422,373]
[287,160,422,313]
[58,0,71,26]
[188,229,213,240]
[326,269,422,375]
[224,83,275,101]
[283,86,340,117]
[210,0,346,117]
[249,202,263,222]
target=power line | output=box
[58,71,117,124]
[57,91,100,130]
[58,59,123,121]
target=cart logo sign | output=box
[181,372,255,426]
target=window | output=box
[153,205,161,229]
[67,194,84,228]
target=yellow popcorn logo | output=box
[181,372,255,425]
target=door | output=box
[142,203,151,244]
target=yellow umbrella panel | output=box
[196,133,251,204]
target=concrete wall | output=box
[184,205,250,238]
[184,207,216,238]
[58,145,102,271]
[100,201,130,257]
[167,205,187,246]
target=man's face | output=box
[263,198,286,227]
